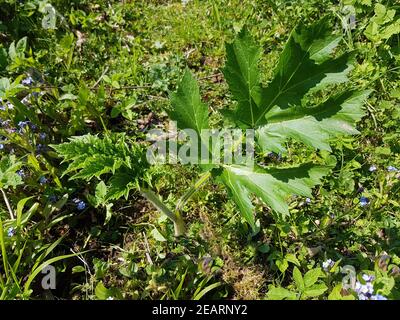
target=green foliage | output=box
[268,267,327,300]
[0,0,399,301]
[0,155,23,189]
[168,18,370,230]
[364,3,400,42]
[51,133,148,200]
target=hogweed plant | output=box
[53,18,371,237]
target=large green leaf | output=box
[256,90,372,153]
[219,163,331,229]
[169,69,209,134]
[223,19,354,127]
[223,28,262,127]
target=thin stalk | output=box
[0,189,14,220]
[176,171,212,214]
[141,189,186,237]
[0,217,10,283]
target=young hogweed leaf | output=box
[223,19,355,128]
[223,28,262,127]
[169,69,216,170]
[219,164,330,229]
[106,167,139,201]
[168,69,209,134]
[257,90,372,153]
[52,133,143,181]
[52,133,147,201]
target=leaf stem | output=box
[0,188,15,220]
[141,189,186,237]
[175,171,212,214]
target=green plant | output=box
[53,18,371,238]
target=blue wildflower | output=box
[322,259,335,271]
[355,281,374,300]
[7,227,15,237]
[359,196,369,207]
[362,274,375,282]
[21,76,34,86]
[18,121,29,129]
[39,132,47,140]
[29,122,37,131]
[77,201,86,211]
[0,144,3,150]
[17,169,25,178]
[387,166,398,172]
[39,176,48,185]
[36,144,47,154]
[73,198,86,211]
[369,165,377,172]
[305,198,311,204]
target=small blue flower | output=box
[322,259,335,271]
[362,274,375,282]
[17,169,25,178]
[77,201,86,211]
[7,227,15,237]
[21,96,30,105]
[369,165,377,172]
[73,198,86,211]
[39,176,48,185]
[36,144,47,154]
[305,197,311,204]
[18,121,29,129]
[21,76,34,86]
[0,144,3,150]
[39,132,47,140]
[359,196,369,207]
[355,281,374,300]
[387,166,398,172]
[29,122,37,131]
